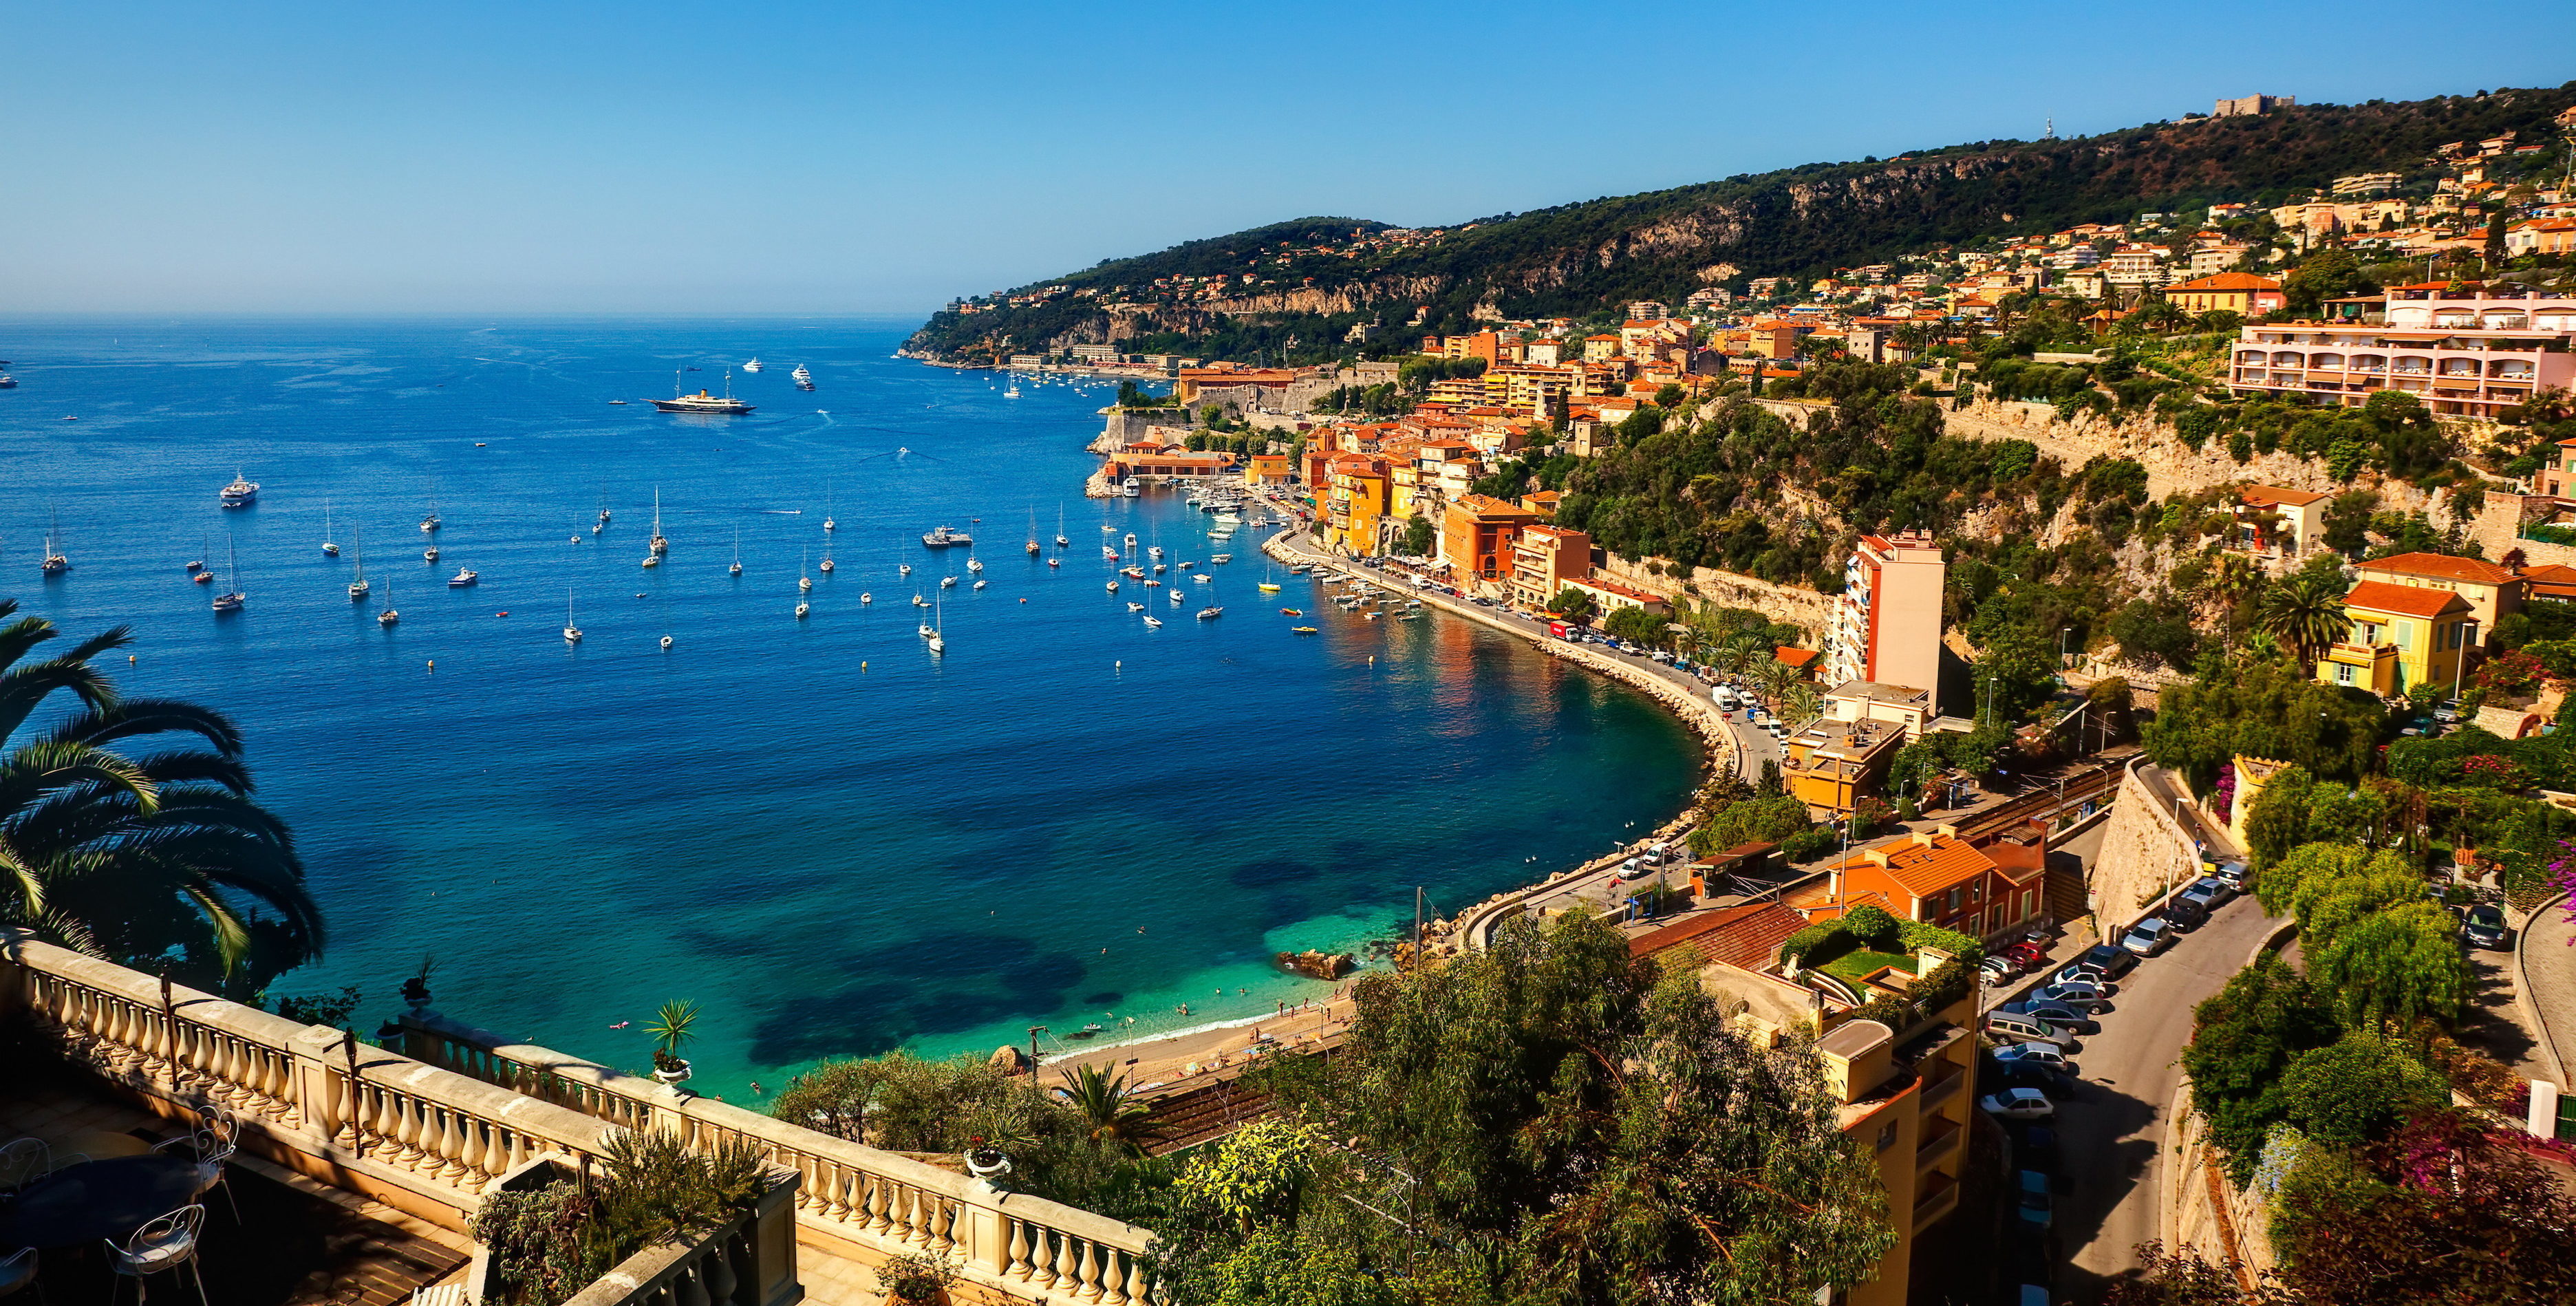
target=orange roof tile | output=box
[2343,579,2469,619]
[2241,485,2328,508]
[1833,833,1997,900]
[2360,552,2518,586]
[1629,901,1806,971]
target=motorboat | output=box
[940,575,957,588]
[1102,546,1120,561]
[913,595,928,607]
[967,557,984,573]
[972,579,987,590]
[1120,478,1139,497]
[1258,583,1282,593]
[424,546,440,561]
[1170,591,1185,606]
[661,635,674,649]
[1211,553,1233,564]
[221,472,259,508]
[447,568,479,588]
[1194,573,1214,584]
[742,357,764,372]
[791,364,813,384]
[1127,601,1145,613]
[900,562,914,576]
[921,525,972,548]
[1047,558,1060,568]
[860,592,873,604]
[796,601,811,619]
[1280,608,1303,616]
[1142,615,1163,628]
[1293,625,1318,635]
[1124,533,1137,548]
[1106,581,1119,593]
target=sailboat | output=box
[730,531,743,577]
[824,482,836,533]
[421,493,440,533]
[379,581,398,626]
[799,548,813,592]
[40,507,69,575]
[1055,505,1069,548]
[564,590,583,643]
[597,487,612,528]
[819,540,835,574]
[927,597,946,654]
[211,534,245,612]
[1026,509,1040,556]
[649,488,669,555]
[322,503,339,556]
[349,528,371,600]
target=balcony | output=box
[1913,1170,1960,1230]
[1915,1114,1963,1173]
[2,932,1155,1306]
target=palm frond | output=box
[48,698,244,759]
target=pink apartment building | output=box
[2226,286,2576,420]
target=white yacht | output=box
[41,509,69,575]
[221,472,259,508]
[447,568,478,588]
[564,591,583,643]
[742,357,764,373]
[321,504,339,555]
[791,364,813,384]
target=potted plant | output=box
[647,999,699,1086]
[400,954,437,1012]
[873,1250,960,1305]
[963,1136,1012,1180]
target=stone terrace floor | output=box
[1,1060,472,1306]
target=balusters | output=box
[867,1173,893,1233]
[1076,1239,1102,1302]
[703,1239,742,1306]
[1006,1217,1033,1281]
[1050,1228,1079,1290]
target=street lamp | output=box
[2059,626,2073,670]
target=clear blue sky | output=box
[7,2,2567,315]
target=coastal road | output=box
[2048,879,2284,1303]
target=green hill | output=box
[906,83,2575,365]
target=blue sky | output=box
[6,2,2568,315]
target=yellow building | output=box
[2315,579,2474,696]
[2354,551,2523,635]
[1322,455,1391,557]
[1783,716,1908,815]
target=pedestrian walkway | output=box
[2517,893,2576,1085]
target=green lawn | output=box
[1818,949,1915,983]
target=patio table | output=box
[0,1154,202,1249]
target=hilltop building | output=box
[2315,579,2476,696]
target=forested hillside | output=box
[906,84,2575,363]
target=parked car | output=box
[2035,980,2108,1011]
[1979,954,2023,983]
[1999,1000,2101,1036]
[2212,859,2252,891]
[1999,1062,2079,1098]
[1986,1011,2079,1049]
[2018,1125,2061,1167]
[2074,944,2136,979]
[2016,1170,2053,1228]
[2122,919,2176,956]
[1979,1088,2056,1121]
[1993,1042,2072,1072]
[2179,876,2233,912]
[2162,899,2208,932]
[2463,904,2511,950]
[2003,941,2050,967]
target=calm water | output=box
[0,317,1699,1095]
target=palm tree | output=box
[1721,632,1771,678]
[2255,571,2351,671]
[1057,1064,1162,1155]
[1754,656,1800,706]
[2198,550,2262,609]
[0,601,320,993]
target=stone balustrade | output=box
[396,1011,1159,1306]
[0,933,800,1306]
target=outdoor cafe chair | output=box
[0,1140,52,1195]
[150,1110,237,1223]
[0,1246,35,1301]
[104,1204,206,1306]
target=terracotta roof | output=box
[2343,579,2469,619]
[1775,646,1822,669]
[1833,832,1997,900]
[1629,901,1805,971]
[2521,564,2576,599]
[2360,551,2518,586]
[2165,272,2283,292]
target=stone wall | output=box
[1590,553,1835,644]
[2085,760,2204,935]
[1099,407,1194,447]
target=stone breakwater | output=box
[1260,528,1732,951]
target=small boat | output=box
[967,557,983,574]
[913,594,928,607]
[649,489,668,555]
[742,357,764,372]
[1055,506,1069,548]
[1102,546,1120,561]
[1142,616,1163,628]
[796,601,811,619]
[211,535,246,612]
[921,525,972,548]
[1152,564,1166,575]
[1124,533,1137,548]
[1258,583,1282,593]
[1120,566,1144,579]
[1211,553,1233,564]
[1293,626,1318,635]
[800,548,813,592]
[661,635,674,649]
[1147,546,1165,560]
[379,584,399,626]
[321,503,339,555]
[642,554,660,568]
[940,575,957,588]
[1197,606,1223,620]
[1047,558,1060,568]
[1399,610,1423,620]
[425,545,440,561]
[1194,573,1214,584]
[1280,608,1303,616]
[900,562,914,577]
[1177,561,1194,570]
[421,493,440,532]
[1127,601,1145,613]
[41,508,71,575]
[918,621,935,639]
[1120,478,1140,497]
[564,590,583,643]
[860,592,873,604]
[447,568,479,588]
[608,399,628,405]
[221,472,259,508]
[819,555,835,574]
[1143,579,1163,588]
[1106,581,1120,593]
[1366,611,1382,620]
[972,579,987,590]
[194,570,213,586]
[1170,591,1185,606]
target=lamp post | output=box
[2060,626,2073,672]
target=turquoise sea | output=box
[0,317,1699,1098]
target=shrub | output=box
[1840,903,1900,950]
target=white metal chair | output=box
[104,1205,206,1306]
[151,1109,237,1222]
[0,1246,36,1301]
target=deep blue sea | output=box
[0,317,1698,1096]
